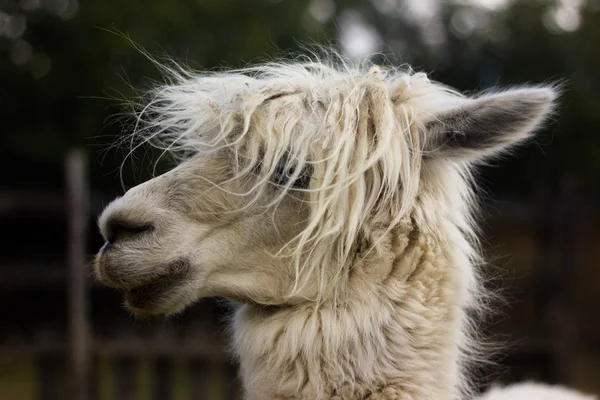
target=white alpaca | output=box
[479,382,597,400]
[92,55,591,399]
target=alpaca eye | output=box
[272,163,312,189]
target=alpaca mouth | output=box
[123,272,190,315]
[95,257,193,315]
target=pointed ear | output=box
[422,87,558,162]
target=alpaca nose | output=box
[104,218,153,245]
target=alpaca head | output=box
[94,60,557,316]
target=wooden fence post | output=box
[225,362,241,400]
[188,359,210,400]
[115,358,137,400]
[37,356,62,400]
[154,357,173,400]
[66,148,90,400]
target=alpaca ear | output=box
[422,87,558,162]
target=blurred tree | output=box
[0,0,330,191]
[0,0,598,199]
[336,0,600,198]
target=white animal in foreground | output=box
[479,382,597,400]
[92,54,593,399]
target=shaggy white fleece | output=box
[480,382,597,400]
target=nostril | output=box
[106,219,153,244]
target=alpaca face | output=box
[94,152,312,316]
[93,62,557,317]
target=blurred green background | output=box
[1,0,599,399]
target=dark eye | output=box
[272,163,312,189]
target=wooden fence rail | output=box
[33,356,240,400]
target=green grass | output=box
[0,359,35,400]
[0,357,228,400]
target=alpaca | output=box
[479,382,597,400]
[94,56,560,400]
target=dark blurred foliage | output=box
[1,0,599,200]
[363,0,600,199]
[0,0,328,194]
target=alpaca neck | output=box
[231,224,473,400]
